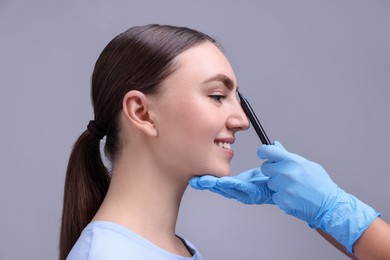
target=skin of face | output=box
[147,41,249,181]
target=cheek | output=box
[156,99,220,153]
[155,89,226,141]
[176,101,220,139]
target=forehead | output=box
[163,41,237,88]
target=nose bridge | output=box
[227,98,250,130]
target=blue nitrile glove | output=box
[189,168,274,205]
[259,141,380,253]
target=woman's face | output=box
[150,41,249,179]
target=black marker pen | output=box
[238,91,271,145]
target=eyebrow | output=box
[202,73,235,91]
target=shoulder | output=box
[67,221,141,260]
[67,221,204,260]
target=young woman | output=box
[60,24,249,260]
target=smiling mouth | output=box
[215,141,232,150]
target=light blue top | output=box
[67,221,203,260]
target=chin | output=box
[208,167,231,178]
[192,165,231,178]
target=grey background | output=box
[1,1,389,259]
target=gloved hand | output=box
[259,141,380,253]
[189,168,274,205]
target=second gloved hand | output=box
[259,141,380,253]
[189,168,274,205]
[258,141,341,226]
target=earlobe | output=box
[122,90,157,137]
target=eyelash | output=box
[209,94,227,102]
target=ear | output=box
[122,90,157,137]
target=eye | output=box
[209,94,227,102]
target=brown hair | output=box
[59,24,217,259]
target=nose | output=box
[226,99,250,131]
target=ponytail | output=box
[59,131,110,260]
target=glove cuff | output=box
[315,190,380,254]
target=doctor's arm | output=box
[320,217,390,259]
[352,217,390,259]
[190,142,390,259]
[258,143,390,259]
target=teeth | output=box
[216,142,231,149]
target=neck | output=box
[93,149,190,255]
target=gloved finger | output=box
[189,177,205,190]
[218,177,263,197]
[273,140,286,150]
[234,168,264,181]
[197,181,258,204]
[216,184,267,205]
[218,179,275,205]
[193,184,239,201]
[271,192,286,210]
[245,168,270,183]
[257,143,290,162]
[217,186,251,199]
[189,175,218,190]
[216,177,247,190]
[217,178,271,199]
[261,161,286,178]
[266,174,282,192]
[246,175,269,183]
